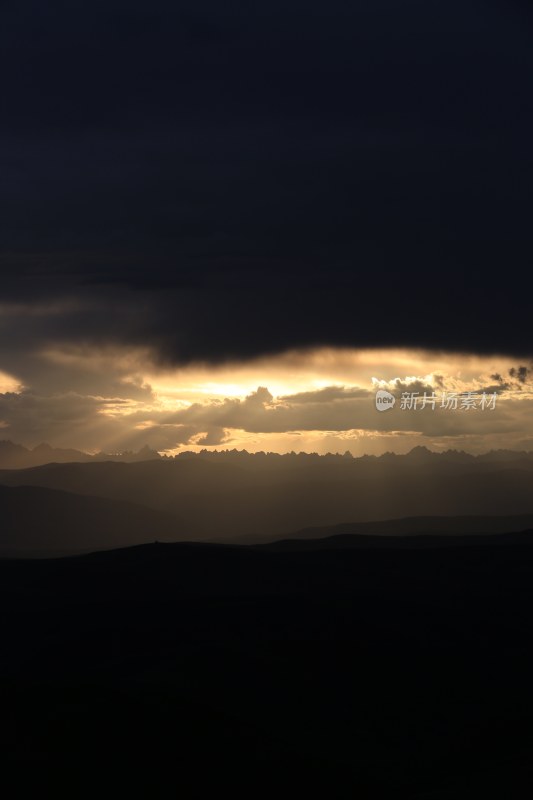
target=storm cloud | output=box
[1,1,532,364]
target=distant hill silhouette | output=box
[1,447,533,543]
[251,515,533,546]
[3,439,533,471]
[0,484,184,556]
[259,527,533,551]
[0,440,161,469]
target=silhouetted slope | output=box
[2,454,533,541]
[260,529,533,551]
[0,484,184,555]
[266,515,533,546]
[2,534,533,796]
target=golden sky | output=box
[0,345,530,456]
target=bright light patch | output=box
[0,370,23,394]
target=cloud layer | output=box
[1,1,532,362]
[1,346,532,455]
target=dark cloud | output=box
[195,428,230,446]
[152,384,515,438]
[509,365,530,384]
[1,1,532,362]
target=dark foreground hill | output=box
[2,532,533,797]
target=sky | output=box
[1,1,532,455]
